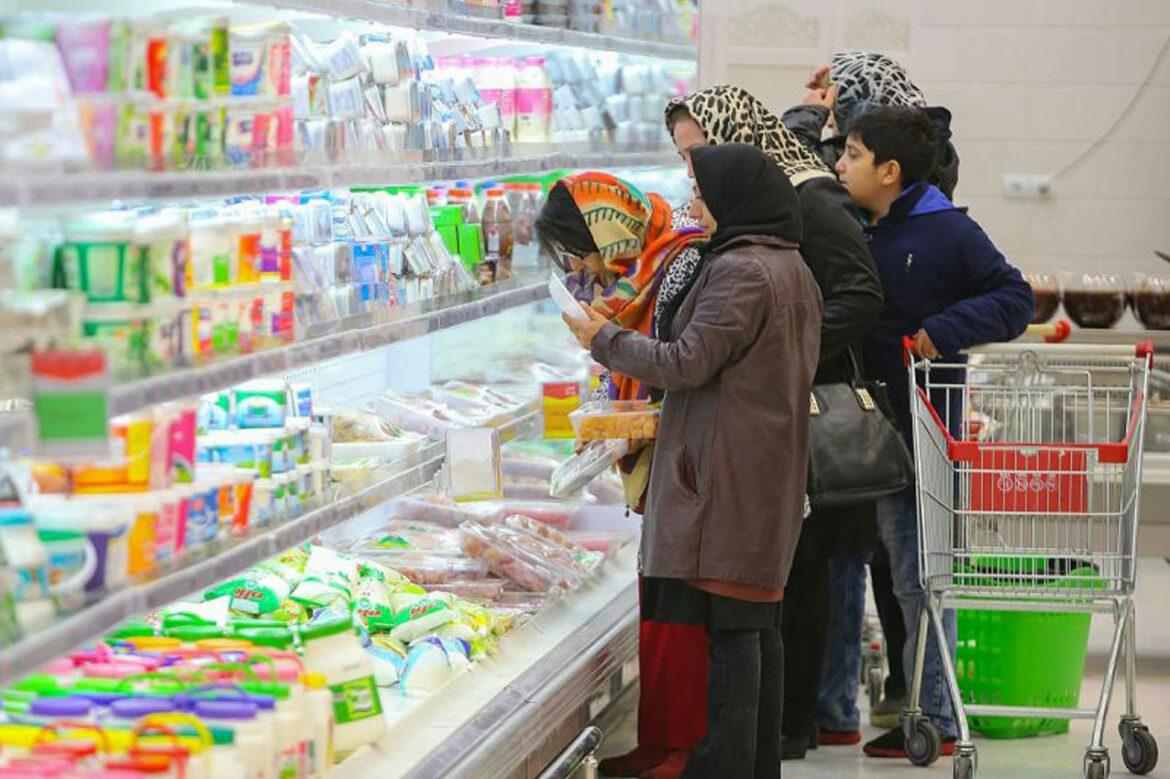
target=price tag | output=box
[542,381,581,439]
[31,350,111,457]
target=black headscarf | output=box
[534,181,598,265]
[691,142,802,253]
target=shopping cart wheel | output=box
[867,666,883,708]
[905,720,941,767]
[1120,725,1158,775]
[1084,757,1109,779]
[953,753,976,779]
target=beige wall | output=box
[698,0,1170,278]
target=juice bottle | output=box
[480,188,513,282]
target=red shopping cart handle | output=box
[1029,319,1071,343]
[902,335,918,367]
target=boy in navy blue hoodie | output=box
[836,105,1034,759]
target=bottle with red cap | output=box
[481,188,513,283]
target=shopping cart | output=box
[902,339,1158,779]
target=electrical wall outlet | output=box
[1003,173,1054,199]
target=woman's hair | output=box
[664,103,694,134]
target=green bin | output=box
[955,560,1102,739]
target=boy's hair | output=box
[848,105,939,186]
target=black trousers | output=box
[682,612,784,779]
[870,552,907,699]
[780,557,828,737]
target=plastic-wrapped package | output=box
[431,578,508,603]
[549,439,627,498]
[496,500,576,529]
[351,519,461,554]
[570,400,660,440]
[459,521,574,593]
[290,545,360,608]
[498,517,601,575]
[393,494,503,528]
[331,410,406,442]
[360,550,489,586]
[566,530,637,556]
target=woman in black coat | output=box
[665,85,884,761]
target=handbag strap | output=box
[842,346,864,387]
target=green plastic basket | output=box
[955,562,1102,739]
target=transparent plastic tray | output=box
[495,500,579,529]
[359,550,490,586]
[569,400,660,440]
[549,439,628,498]
[458,521,576,593]
[392,494,505,528]
[431,578,508,603]
[503,514,603,573]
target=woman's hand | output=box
[564,303,610,350]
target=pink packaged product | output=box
[55,20,112,94]
[360,550,489,586]
[349,518,461,554]
[459,521,574,593]
[393,493,504,528]
[496,520,598,577]
[497,500,577,529]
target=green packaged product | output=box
[290,546,359,609]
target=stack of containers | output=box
[0,612,385,776]
[24,15,296,170]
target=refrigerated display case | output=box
[0,1,695,774]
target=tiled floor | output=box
[597,557,1170,778]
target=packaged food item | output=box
[392,494,503,528]
[433,578,507,603]
[360,551,489,586]
[386,594,457,643]
[299,615,385,755]
[351,575,395,632]
[290,545,359,609]
[397,637,472,698]
[353,519,461,554]
[204,554,300,616]
[566,529,636,555]
[570,400,660,441]
[498,519,598,576]
[497,500,576,529]
[233,380,288,429]
[458,521,571,593]
[549,439,627,498]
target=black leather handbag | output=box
[807,349,914,510]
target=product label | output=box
[329,675,382,724]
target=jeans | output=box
[818,554,868,732]
[876,486,958,738]
[683,622,783,779]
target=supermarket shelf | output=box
[240,0,697,59]
[0,411,34,455]
[0,149,681,209]
[0,444,444,683]
[107,277,551,417]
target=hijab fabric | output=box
[665,85,833,187]
[543,171,705,400]
[830,51,927,133]
[691,143,803,253]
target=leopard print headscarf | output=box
[830,51,927,133]
[665,85,833,187]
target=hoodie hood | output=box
[691,143,802,252]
